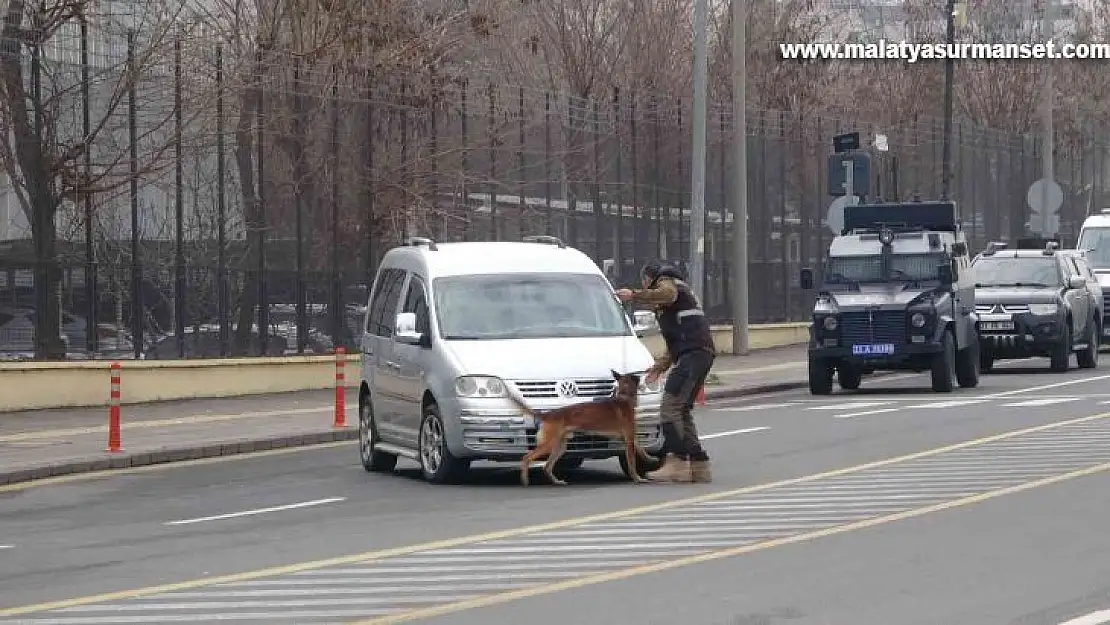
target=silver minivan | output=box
[358,235,664,484]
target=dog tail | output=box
[505,388,536,418]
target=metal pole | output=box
[127,30,142,361]
[216,45,228,356]
[845,158,854,201]
[689,0,709,302]
[80,14,97,354]
[731,0,749,355]
[174,36,185,358]
[940,0,955,199]
[1041,0,1055,235]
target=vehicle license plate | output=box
[852,343,894,356]
[981,321,1015,331]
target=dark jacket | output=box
[630,267,715,370]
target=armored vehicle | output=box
[799,201,980,394]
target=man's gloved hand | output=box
[645,368,662,385]
[615,288,634,302]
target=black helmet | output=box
[641,260,683,283]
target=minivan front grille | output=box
[839,310,906,345]
[512,378,615,399]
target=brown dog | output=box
[507,370,656,486]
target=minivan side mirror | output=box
[799,268,814,290]
[937,263,953,285]
[394,312,424,345]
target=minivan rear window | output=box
[432,273,630,340]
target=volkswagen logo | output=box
[556,380,579,398]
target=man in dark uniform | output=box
[616,260,715,483]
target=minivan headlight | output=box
[455,375,507,398]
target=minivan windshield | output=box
[433,273,631,340]
[1078,227,1110,270]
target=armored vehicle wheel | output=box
[808,357,834,395]
[955,333,980,388]
[1050,324,1072,372]
[1077,319,1099,369]
[930,331,956,392]
[838,365,862,391]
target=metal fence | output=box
[3,39,1110,360]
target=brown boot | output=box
[646,454,693,483]
[690,459,712,483]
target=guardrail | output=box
[0,322,810,412]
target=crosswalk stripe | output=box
[807,401,892,411]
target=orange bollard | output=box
[695,386,706,405]
[333,347,347,428]
[106,362,123,452]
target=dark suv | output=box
[971,240,1100,372]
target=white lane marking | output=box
[982,373,1110,398]
[1001,397,1084,407]
[55,596,480,612]
[226,571,592,585]
[143,584,536,598]
[702,426,770,439]
[834,408,900,419]
[581,516,862,528]
[708,403,796,413]
[0,611,396,624]
[0,545,12,549]
[903,399,991,409]
[1058,610,1110,625]
[698,493,976,505]
[367,551,705,565]
[430,542,744,555]
[164,497,346,526]
[808,401,892,411]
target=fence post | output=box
[106,363,122,452]
[334,347,347,428]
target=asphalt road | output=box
[4,357,1110,624]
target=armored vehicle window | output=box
[825,253,944,283]
[971,256,1060,287]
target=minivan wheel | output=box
[418,403,469,484]
[359,394,396,473]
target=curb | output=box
[0,369,892,488]
[0,427,358,487]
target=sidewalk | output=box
[0,344,810,486]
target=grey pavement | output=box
[0,345,810,485]
[1,355,1110,623]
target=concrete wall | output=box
[0,322,810,412]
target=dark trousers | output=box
[659,349,714,462]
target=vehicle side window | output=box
[401,277,431,336]
[368,268,407,337]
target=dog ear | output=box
[611,369,621,379]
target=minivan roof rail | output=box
[406,236,438,251]
[522,235,566,248]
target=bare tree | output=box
[0,0,182,358]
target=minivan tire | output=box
[418,403,469,484]
[359,393,397,473]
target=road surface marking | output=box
[701,426,770,439]
[983,373,1110,398]
[1058,610,1110,625]
[903,399,990,409]
[807,401,892,411]
[164,497,347,526]
[1001,397,1084,407]
[708,403,796,412]
[0,406,352,444]
[834,408,900,419]
[348,459,1110,624]
[3,409,1109,619]
[0,545,11,550]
